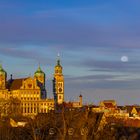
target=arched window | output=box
[59,96,61,99]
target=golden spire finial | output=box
[57,52,60,57]
[56,53,61,65]
[57,52,60,60]
[38,61,41,68]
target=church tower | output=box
[53,55,64,104]
[0,64,7,89]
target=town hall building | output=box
[0,57,64,116]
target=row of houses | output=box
[90,100,140,117]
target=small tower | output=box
[0,64,7,89]
[53,55,64,104]
[79,94,83,107]
[34,65,45,87]
[34,65,47,98]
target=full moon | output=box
[121,56,128,62]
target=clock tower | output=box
[0,64,7,89]
[53,56,64,104]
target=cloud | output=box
[65,73,140,90]
[0,45,55,66]
[81,58,140,73]
[0,4,140,50]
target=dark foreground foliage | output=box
[0,108,140,140]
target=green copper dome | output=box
[0,64,7,75]
[34,66,45,76]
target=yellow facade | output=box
[0,65,7,89]
[0,64,56,117]
[0,56,65,116]
[131,107,138,115]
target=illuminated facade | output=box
[0,57,64,116]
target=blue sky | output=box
[0,0,140,105]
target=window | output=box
[34,107,36,113]
[59,96,61,99]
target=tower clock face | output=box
[58,88,62,93]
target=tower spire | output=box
[57,52,60,58]
[38,62,41,69]
[56,53,61,66]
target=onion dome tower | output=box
[34,65,47,98]
[34,65,45,87]
[0,64,7,89]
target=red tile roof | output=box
[103,102,115,108]
[7,78,27,90]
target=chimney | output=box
[10,74,13,80]
[79,94,83,107]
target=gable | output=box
[21,77,40,89]
[131,107,138,114]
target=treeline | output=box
[0,106,140,139]
[0,108,105,140]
